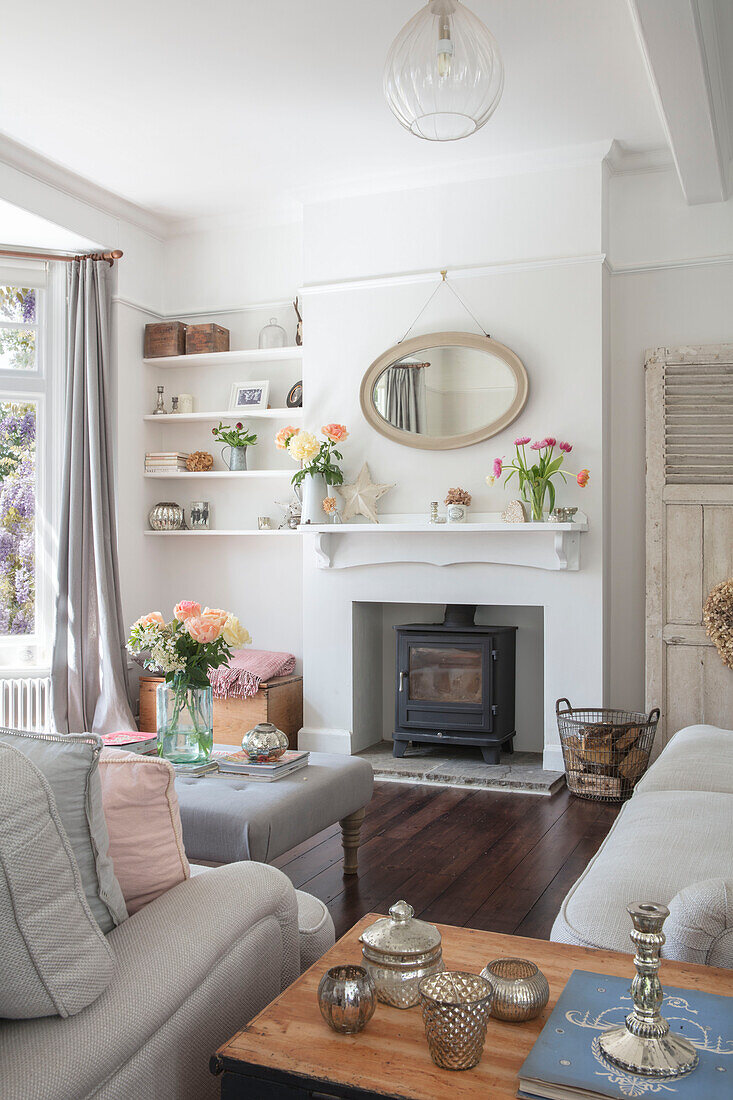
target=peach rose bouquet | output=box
[276,423,349,490]
[127,601,250,763]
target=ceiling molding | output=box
[0,131,171,240]
[627,0,729,203]
[604,141,674,176]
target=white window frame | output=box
[0,261,64,674]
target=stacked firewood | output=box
[563,721,649,799]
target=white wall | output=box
[607,167,733,712]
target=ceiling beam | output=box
[628,0,730,204]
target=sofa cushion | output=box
[98,747,190,914]
[635,724,733,796]
[551,790,733,955]
[665,879,733,968]
[0,728,127,933]
[0,741,114,1019]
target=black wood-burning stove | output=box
[393,605,516,764]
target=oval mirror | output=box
[360,332,528,450]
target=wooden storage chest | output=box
[138,674,303,749]
[185,323,230,355]
[144,321,187,358]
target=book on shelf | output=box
[518,969,733,1100]
[101,731,158,755]
[213,749,309,779]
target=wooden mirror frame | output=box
[359,331,529,450]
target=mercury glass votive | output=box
[480,958,550,1022]
[419,971,494,1070]
[317,965,376,1035]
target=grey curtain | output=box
[51,259,135,734]
[383,365,426,433]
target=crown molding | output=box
[0,131,171,241]
[300,254,607,296]
[604,140,674,175]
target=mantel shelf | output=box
[143,346,303,368]
[144,469,291,479]
[302,511,589,571]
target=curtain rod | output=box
[0,247,123,266]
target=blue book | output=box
[518,969,733,1100]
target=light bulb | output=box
[437,10,453,77]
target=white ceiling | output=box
[0,0,668,226]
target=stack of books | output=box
[145,451,189,474]
[172,760,219,777]
[101,731,158,755]
[213,749,309,781]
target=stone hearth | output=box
[357,741,564,796]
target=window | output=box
[0,262,61,671]
[0,285,39,370]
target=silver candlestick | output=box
[599,902,699,1078]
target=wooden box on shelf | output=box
[138,673,303,748]
[144,321,187,358]
[185,324,230,355]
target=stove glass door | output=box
[408,645,483,704]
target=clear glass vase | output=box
[522,481,548,522]
[156,678,214,765]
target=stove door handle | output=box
[399,669,407,693]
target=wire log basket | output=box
[555,699,660,803]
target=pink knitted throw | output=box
[209,649,296,700]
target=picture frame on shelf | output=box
[229,380,270,411]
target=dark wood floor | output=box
[273,781,620,940]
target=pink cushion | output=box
[98,747,190,914]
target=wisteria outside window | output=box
[0,286,39,371]
[0,261,58,671]
[0,402,36,636]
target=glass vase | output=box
[156,679,214,765]
[523,482,548,522]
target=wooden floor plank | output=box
[275,781,620,940]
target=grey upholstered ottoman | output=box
[176,752,374,873]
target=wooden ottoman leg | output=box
[339,807,365,875]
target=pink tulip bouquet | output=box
[488,437,590,521]
[127,603,251,763]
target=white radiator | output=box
[0,676,51,733]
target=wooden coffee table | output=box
[212,915,730,1099]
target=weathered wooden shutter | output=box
[646,345,733,751]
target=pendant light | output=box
[384,0,504,141]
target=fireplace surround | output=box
[393,604,516,764]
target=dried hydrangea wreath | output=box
[703,579,733,669]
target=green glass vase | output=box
[156,678,213,765]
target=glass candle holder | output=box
[419,971,493,1070]
[480,958,550,1022]
[317,965,376,1035]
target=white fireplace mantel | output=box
[304,512,589,572]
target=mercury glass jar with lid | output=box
[241,721,289,763]
[359,900,444,1008]
[258,317,287,349]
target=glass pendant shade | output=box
[384,0,504,141]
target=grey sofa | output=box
[0,862,334,1100]
[552,724,733,967]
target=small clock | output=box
[286,380,303,408]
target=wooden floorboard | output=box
[277,781,621,940]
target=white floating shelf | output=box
[144,470,292,479]
[144,347,303,368]
[143,408,303,423]
[144,529,295,536]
